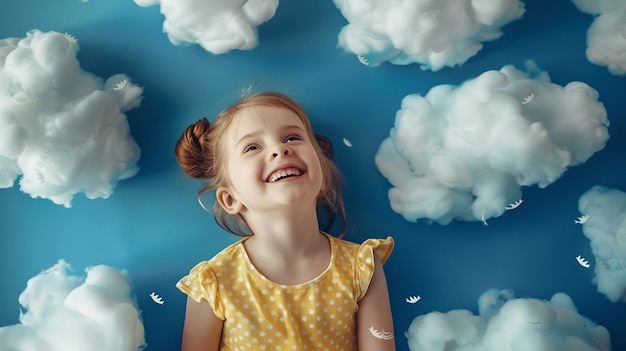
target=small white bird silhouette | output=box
[368,327,394,340]
[405,295,421,304]
[575,255,590,268]
[522,94,534,104]
[574,214,589,224]
[505,199,523,210]
[342,138,353,147]
[149,292,164,305]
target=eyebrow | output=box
[235,125,306,148]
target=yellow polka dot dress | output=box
[177,233,394,351]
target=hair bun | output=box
[175,118,212,179]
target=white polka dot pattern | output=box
[177,234,394,350]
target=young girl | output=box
[174,92,396,351]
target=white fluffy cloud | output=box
[405,288,611,351]
[578,185,626,303]
[0,260,146,351]
[375,62,609,225]
[134,0,279,54]
[0,30,142,207]
[571,0,626,77]
[332,0,525,71]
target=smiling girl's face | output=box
[217,105,324,215]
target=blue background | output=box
[1,0,625,350]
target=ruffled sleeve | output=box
[176,260,225,320]
[355,236,394,301]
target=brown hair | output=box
[174,92,346,237]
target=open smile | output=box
[266,167,304,183]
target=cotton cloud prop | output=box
[405,288,611,351]
[134,0,278,54]
[0,259,146,351]
[0,30,142,207]
[578,185,626,303]
[571,0,626,77]
[375,62,609,225]
[332,0,525,71]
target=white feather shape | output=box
[368,326,394,340]
[12,92,27,103]
[113,79,128,91]
[481,210,488,226]
[64,33,77,43]
[522,93,534,104]
[574,214,589,224]
[609,259,626,271]
[454,127,472,142]
[357,55,370,66]
[34,170,45,184]
[575,255,590,268]
[342,138,353,147]
[505,199,523,210]
[405,295,421,304]
[12,92,37,104]
[149,292,164,305]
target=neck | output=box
[242,203,323,259]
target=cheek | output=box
[313,157,326,188]
[225,160,244,186]
[228,159,260,184]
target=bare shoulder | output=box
[357,256,396,351]
[181,297,223,351]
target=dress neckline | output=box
[238,232,335,290]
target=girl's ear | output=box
[216,186,243,214]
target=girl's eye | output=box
[243,144,259,153]
[285,134,302,143]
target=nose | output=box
[269,145,292,159]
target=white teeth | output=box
[268,168,302,182]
